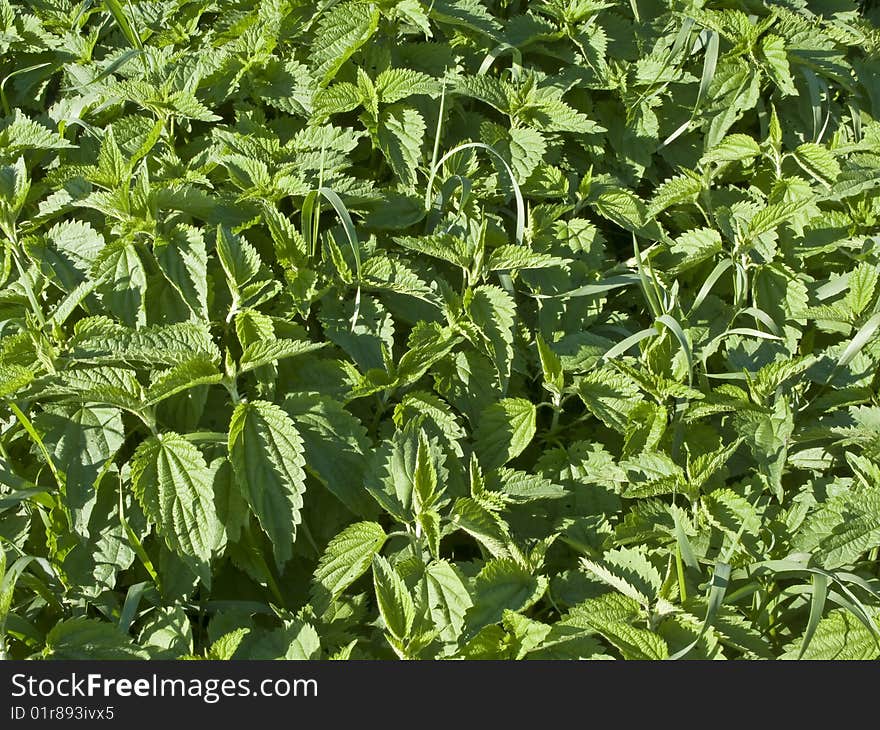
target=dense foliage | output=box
[2,0,880,660]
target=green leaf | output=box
[660,227,721,274]
[249,620,321,659]
[700,133,761,166]
[845,263,879,317]
[580,547,662,608]
[376,68,438,104]
[451,496,514,559]
[377,105,425,188]
[283,393,375,516]
[648,172,703,217]
[154,225,208,320]
[40,405,124,533]
[576,367,643,434]
[760,35,796,96]
[465,558,547,637]
[782,609,880,660]
[425,560,473,649]
[239,339,326,373]
[473,398,536,470]
[794,143,841,186]
[0,364,34,398]
[485,246,565,272]
[536,333,564,395]
[145,358,222,406]
[467,285,515,388]
[71,322,220,366]
[310,2,380,86]
[207,629,250,660]
[44,617,148,659]
[747,199,814,239]
[592,620,669,660]
[131,432,221,566]
[228,401,307,566]
[313,521,387,609]
[92,241,146,327]
[217,225,260,294]
[372,555,415,642]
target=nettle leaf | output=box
[228,400,308,566]
[71,322,220,366]
[648,172,703,217]
[207,629,250,660]
[40,405,125,533]
[473,398,536,470]
[704,489,761,538]
[659,227,721,274]
[217,225,260,291]
[485,246,565,272]
[91,241,147,327]
[145,358,222,406]
[239,339,326,373]
[38,219,104,287]
[283,392,376,516]
[577,367,643,434]
[377,105,425,188]
[845,263,879,318]
[794,143,840,186]
[465,559,547,637]
[365,425,447,522]
[393,322,461,386]
[154,225,208,320]
[44,618,148,660]
[590,619,669,660]
[313,521,387,609]
[467,285,515,388]
[565,594,669,659]
[451,496,514,559]
[0,364,33,398]
[580,547,662,608]
[781,609,880,660]
[320,294,395,372]
[131,433,221,567]
[592,189,646,232]
[313,82,363,119]
[373,555,416,642]
[375,68,438,103]
[760,34,796,96]
[747,199,814,239]
[248,621,321,660]
[394,390,467,452]
[482,122,546,181]
[425,560,473,649]
[310,2,380,86]
[816,490,880,570]
[700,134,761,166]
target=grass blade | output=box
[602,327,656,362]
[656,314,694,385]
[668,561,730,660]
[797,572,828,659]
[838,311,880,368]
[104,0,143,50]
[425,142,525,250]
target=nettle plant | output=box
[2,0,880,660]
